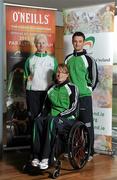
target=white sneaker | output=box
[39,158,49,170]
[64,153,68,158]
[31,158,40,167]
[88,156,93,161]
[54,157,56,161]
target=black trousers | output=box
[26,90,47,121]
[33,115,75,161]
[26,90,47,154]
[79,96,94,156]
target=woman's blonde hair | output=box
[34,34,48,46]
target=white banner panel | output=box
[93,108,112,135]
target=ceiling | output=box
[4,0,116,11]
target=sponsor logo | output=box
[84,36,95,55]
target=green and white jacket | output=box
[65,50,98,97]
[42,80,79,119]
[24,52,58,91]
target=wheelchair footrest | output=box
[51,160,61,179]
[55,160,61,169]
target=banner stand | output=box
[4,4,56,149]
[63,2,115,154]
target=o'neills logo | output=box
[12,11,49,24]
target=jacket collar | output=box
[35,52,47,57]
[73,49,87,56]
[56,80,69,87]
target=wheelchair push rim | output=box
[68,121,90,169]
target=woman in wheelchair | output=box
[31,64,79,170]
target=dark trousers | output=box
[33,116,48,160]
[79,96,94,156]
[26,90,47,121]
[26,90,47,154]
[33,115,75,161]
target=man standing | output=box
[65,31,98,160]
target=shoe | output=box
[31,158,40,167]
[88,156,93,161]
[54,157,56,161]
[39,159,49,170]
[64,153,68,158]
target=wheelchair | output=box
[51,120,90,178]
[23,120,90,179]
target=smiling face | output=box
[72,35,85,52]
[56,65,69,84]
[34,34,48,53]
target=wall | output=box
[55,11,64,64]
[55,26,64,64]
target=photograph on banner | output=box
[5,5,56,147]
[94,135,112,152]
[63,2,115,35]
[93,65,112,108]
[63,2,114,153]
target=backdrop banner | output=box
[63,2,115,154]
[5,4,56,148]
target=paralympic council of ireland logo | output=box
[84,36,95,55]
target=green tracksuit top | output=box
[43,81,79,119]
[65,50,98,97]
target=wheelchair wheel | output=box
[22,162,32,172]
[68,121,90,169]
[51,160,61,179]
[52,169,60,179]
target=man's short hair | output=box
[72,32,85,41]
